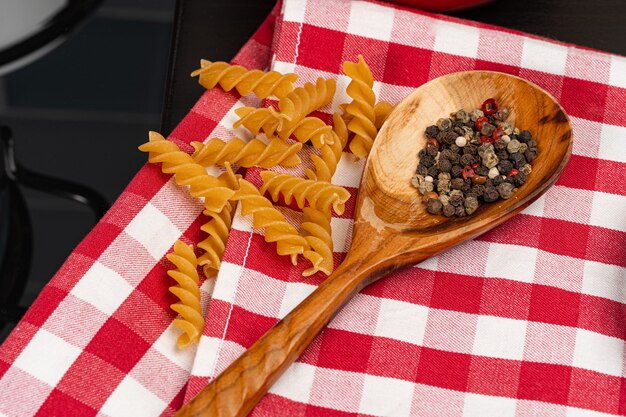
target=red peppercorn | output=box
[492,126,504,141]
[472,163,479,168]
[426,138,440,150]
[481,98,498,115]
[462,165,475,180]
[507,168,519,177]
[475,116,489,130]
[480,135,490,144]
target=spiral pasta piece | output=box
[191,136,302,169]
[306,113,349,182]
[167,240,203,348]
[340,101,394,130]
[191,60,297,99]
[233,106,287,136]
[342,55,377,159]
[232,178,309,264]
[138,131,234,212]
[259,171,351,215]
[301,208,334,277]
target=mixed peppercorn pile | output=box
[412,98,538,217]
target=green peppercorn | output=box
[520,163,532,175]
[497,182,515,199]
[455,205,467,217]
[465,196,479,215]
[437,118,452,131]
[449,190,464,206]
[443,203,456,217]
[470,109,484,121]
[425,125,439,138]
[494,108,509,121]
[426,198,443,215]
[483,187,499,202]
[456,109,470,123]
[507,139,521,154]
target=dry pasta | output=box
[138,131,234,212]
[343,55,377,159]
[191,136,302,169]
[167,240,203,348]
[232,178,310,264]
[301,208,333,277]
[341,100,394,130]
[191,59,297,99]
[233,106,286,136]
[259,171,351,216]
[305,113,349,182]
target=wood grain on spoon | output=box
[175,71,573,417]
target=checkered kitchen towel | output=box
[1,1,625,416]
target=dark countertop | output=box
[161,0,626,134]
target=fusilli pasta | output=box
[233,106,286,136]
[259,171,351,215]
[343,55,377,159]
[138,131,234,212]
[232,178,310,264]
[305,113,349,182]
[167,240,203,348]
[191,59,297,99]
[191,136,302,169]
[301,208,334,277]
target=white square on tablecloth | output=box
[13,329,82,387]
[192,336,222,377]
[346,1,395,41]
[462,393,517,417]
[70,261,133,316]
[358,374,414,417]
[472,315,527,360]
[433,21,480,58]
[152,324,197,371]
[279,282,316,318]
[330,217,352,253]
[521,38,568,75]
[101,375,168,417]
[609,55,626,89]
[520,194,545,217]
[269,362,315,403]
[573,329,624,377]
[590,191,626,232]
[599,124,626,164]
[582,260,626,303]
[125,202,181,260]
[375,298,428,345]
[211,261,243,304]
[485,243,538,283]
[282,0,306,23]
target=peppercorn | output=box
[439,195,450,205]
[425,125,439,138]
[411,174,423,189]
[496,150,509,161]
[449,190,464,206]
[426,198,443,215]
[482,151,499,169]
[520,163,532,175]
[491,175,503,186]
[524,149,537,162]
[426,138,440,150]
[471,184,485,197]
[481,123,496,137]
[503,176,514,185]
[497,159,513,175]
[420,154,435,167]
[451,164,463,178]
[513,171,527,187]
[518,130,532,143]
[461,182,472,194]
[449,144,460,153]
[427,165,440,178]
[455,109,470,123]
[455,205,467,217]
[497,182,515,199]
[494,108,509,121]
[471,175,487,185]
[474,166,489,176]
[437,118,452,131]
[507,139,521,154]
[416,165,428,176]
[527,139,537,150]
[451,178,465,190]
[437,180,451,194]
[465,196,479,215]
[494,138,507,151]
[438,158,452,173]
[470,109,485,122]
[481,98,498,115]
[478,143,493,157]
[483,187,499,203]
[422,191,439,203]
[426,144,439,157]
[455,136,467,147]
[509,152,527,168]
[443,203,456,217]
[460,153,475,166]
[463,144,478,155]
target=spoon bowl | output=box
[176,71,573,417]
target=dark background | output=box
[1,0,625,337]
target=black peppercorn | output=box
[496,150,509,161]
[483,187,499,203]
[420,154,435,167]
[418,149,427,159]
[485,179,493,188]
[494,139,507,151]
[527,139,537,150]
[463,144,478,155]
[459,154,474,166]
[497,182,515,199]
[509,152,527,169]
[451,164,463,178]
[513,171,527,187]
[474,166,489,177]
[443,203,455,217]
[503,176,515,185]
[524,149,537,162]
[471,184,485,197]
[425,125,439,138]
[518,130,532,143]
[453,120,465,129]
[497,160,513,175]
[427,166,440,178]
[451,178,465,190]
[426,198,443,215]
[487,115,496,124]
[449,144,460,153]
[461,182,472,194]
[438,158,452,173]
[426,144,439,157]
[492,175,504,186]
[416,165,428,176]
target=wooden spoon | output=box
[176,71,573,417]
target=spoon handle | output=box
[175,260,367,417]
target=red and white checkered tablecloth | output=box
[1,1,625,416]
